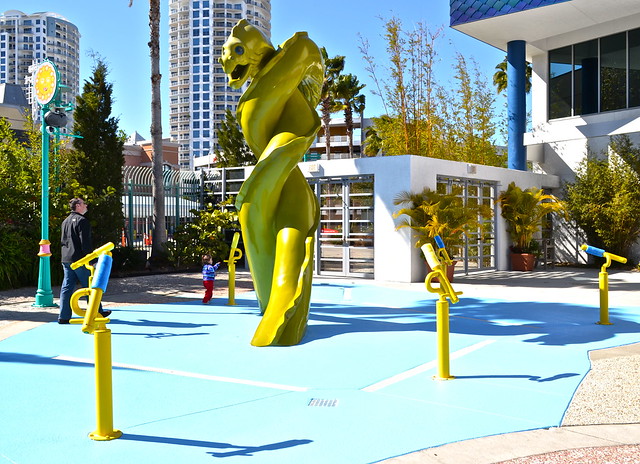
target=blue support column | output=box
[507,40,526,171]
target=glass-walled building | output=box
[451,0,640,180]
[168,0,271,170]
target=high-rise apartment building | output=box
[168,0,271,170]
[0,10,80,111]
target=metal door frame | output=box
[310,175,374,278]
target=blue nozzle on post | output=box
[581,244,605,258]
[434,235,445,249]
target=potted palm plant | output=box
[393,186,493,280]
[498,182,565,271]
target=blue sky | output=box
[10,1,506,140]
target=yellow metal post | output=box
[597,271,611,325]
[436,297,453,379]
[581,244,626,326]
[89,323,122,441]
[225,232,243,306]
[68,242,122,441]
[421,242,461,381]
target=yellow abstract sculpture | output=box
[219,20,324,346]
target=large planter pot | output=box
[510,252,536,271]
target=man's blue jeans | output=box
[58,263,102,321]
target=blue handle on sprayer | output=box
[91,254,113,293]
[583,245,605,258]
[434,235,445,249]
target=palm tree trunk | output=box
[149,0,166,259]
[321,98,332,160]
[345,106,353,158]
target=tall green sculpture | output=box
[219,20,324,346]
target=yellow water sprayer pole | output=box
[225,232,243,306]
[422,241,461,380]
[90,323,122,441]
[581,244,626,325]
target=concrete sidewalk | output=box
[1,267,639,463]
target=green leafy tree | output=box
[444,54,504,166]
[72,58,125,248]
[363,122,384,156]
[360,17,501,166]
[564,146,640,260]
[333,73,366,157]
[360,17,443,157]
[610,134,640,177]
[214,109,254,167]
[0,117,41,289]
[167,202,239,268]
[319,48,345,160]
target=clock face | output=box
[34,61,59,106]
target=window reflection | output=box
[629,29,640,107]
[548,28,640,119]
[574,39,598,115]
[600,32,627,112]
[549,46,572,119]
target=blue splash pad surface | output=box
[1,281,639,464]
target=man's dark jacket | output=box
[61,211,93,263]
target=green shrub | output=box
[564,147,640,261]
[0,223,39,290]
[393,185,493,259]
[166,202,239,268]
[111,246,148,273]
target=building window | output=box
[549,28,640,119]
[600,32,627,112]
[549,46,573,119]
[574,39,598,115]
[630,29,640,107]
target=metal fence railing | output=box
[121,166,247,255]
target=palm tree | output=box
[333,74,366,158]
[363,122,383,156]
[493,56,532,94]
[129,0,166,262]
[319,48,345,160]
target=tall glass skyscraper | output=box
[168,0,271,170]
[0,10,80,112]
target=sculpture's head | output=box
[219,19,275,89]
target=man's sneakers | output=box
[58,310,112,324]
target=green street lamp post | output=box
[33,60,73,307]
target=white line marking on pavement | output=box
[361,339,496,392]
[54,355,309,392]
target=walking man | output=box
[58,197,111,324]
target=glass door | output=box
[312,176,374,278]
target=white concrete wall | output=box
[300,156,560,283]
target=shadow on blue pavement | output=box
[109,319,218,329]
[299,297,640,347]
[0,352,94,367]
[454,373,580,382]
[449,299,640,346]
[121,434,313,457]
[302,305,434,345]
[111,331,212,339]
